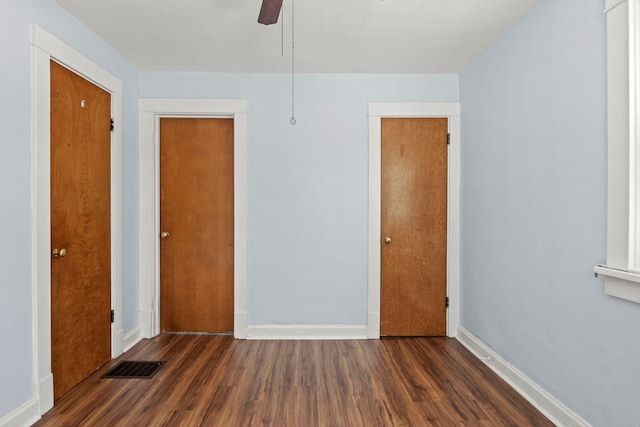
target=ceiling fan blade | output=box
[258,0,283,25]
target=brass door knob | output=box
[384,237,392,244]
[52,248,67,258]
[160,231,170,239]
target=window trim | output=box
[595,0,640,303]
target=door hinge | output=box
[447,133,450,145]
[110,118,114,132]
[446,297,450,308]
[110,309,115,323]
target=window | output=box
[594,0,640,303]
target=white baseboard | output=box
[246,324,368,340]
[123,326,143,353]
[456,327,591,427]
[0,399,40,427]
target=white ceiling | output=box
[55,0,537,74]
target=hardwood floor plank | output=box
[33,335,554,427]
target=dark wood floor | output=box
[34,334,553,426]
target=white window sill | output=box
[594,265,640,304]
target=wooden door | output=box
[380,118,448,336]
[50,60,112,400]
[160,118,234,333]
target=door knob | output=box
[52,248,67,258]
[384,237,392,244]
[160,231,170,239]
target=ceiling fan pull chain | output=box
[290,0,296,125]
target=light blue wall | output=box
[0,0,36,416]
[0,0,139,418]
[459,0,640,425]
[8,0,633,424]
[141,72,459,323]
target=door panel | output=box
[50,60,111,400]
[381,118,448,336]
[160,118,234,333]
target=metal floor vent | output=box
[102,361,165,379]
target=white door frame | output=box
[31,25,124,414]
[139,99,248,339]
[367,102,460,338]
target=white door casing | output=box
[139,99,248,339]
[32,25,123,414]
[367,102,460,338]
